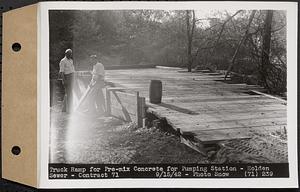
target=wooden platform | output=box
[105,67,287,144]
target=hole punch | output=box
[12,43,21,52]
[11,146,21,155]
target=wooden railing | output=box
[105,87,146,128]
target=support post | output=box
[138,97,146,127]
[105,88,111,115]
[136,92,141,127]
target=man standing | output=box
[59,49,75,113]
[88,54,106,115]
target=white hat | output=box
[65,49,72,54]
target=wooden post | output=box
[105,88,111,115]
[137,97,146,128]
[141,97,146,128]
[136,92,141,127]
[140,97,146,118]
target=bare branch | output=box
[225,10,238,31]
[193,10,243,61]
[214,10,243,44]
[271,24,286,33]
[225,10,257,79]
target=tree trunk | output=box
[261,10,273,88]
[186,10,195,72]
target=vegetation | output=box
[49,10,286,94]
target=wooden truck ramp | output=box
[104,67,287,154]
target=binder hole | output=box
[12,43,21,52]
[11,146,21,155]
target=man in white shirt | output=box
[59,49,76,113]
[88,55,106,115]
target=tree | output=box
[49,10,75,78]
[260,10,274,89]
[49,10,287,93]
[185,10,196,72]
[192,10,244,71]
[224,10,256,79]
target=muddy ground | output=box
[50,105,288,164]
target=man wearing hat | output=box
[59,49,76,113]
[87,54,106,115]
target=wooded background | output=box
[49,10,286,94]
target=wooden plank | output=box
[140,97,146,118]
[171,98,280,106]
[180,136,207,156]
[156,66,183,70]
[148,102,286,115]
[111,106,136,116]
[110,94,138,106]
[251,90,287,103]
[163,95,273,103]
[108,89,144,125]
[111,105,136,122]
[148,107,286,123]
[176,117,286,132]
[110,96,138,114]
[105,88,111,115]
[192,124,287,144]
[106,68,287,144]
[137,97,146,127]
[163,100,286,110]
[110,90,138,101]
[107,87,127,91]
[148,108,286,132]
[136,92,140,127]
[163,95,264,102]
[149,115,286,134]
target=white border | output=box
[38,1,298,188]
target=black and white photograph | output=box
[46,2,294,182]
